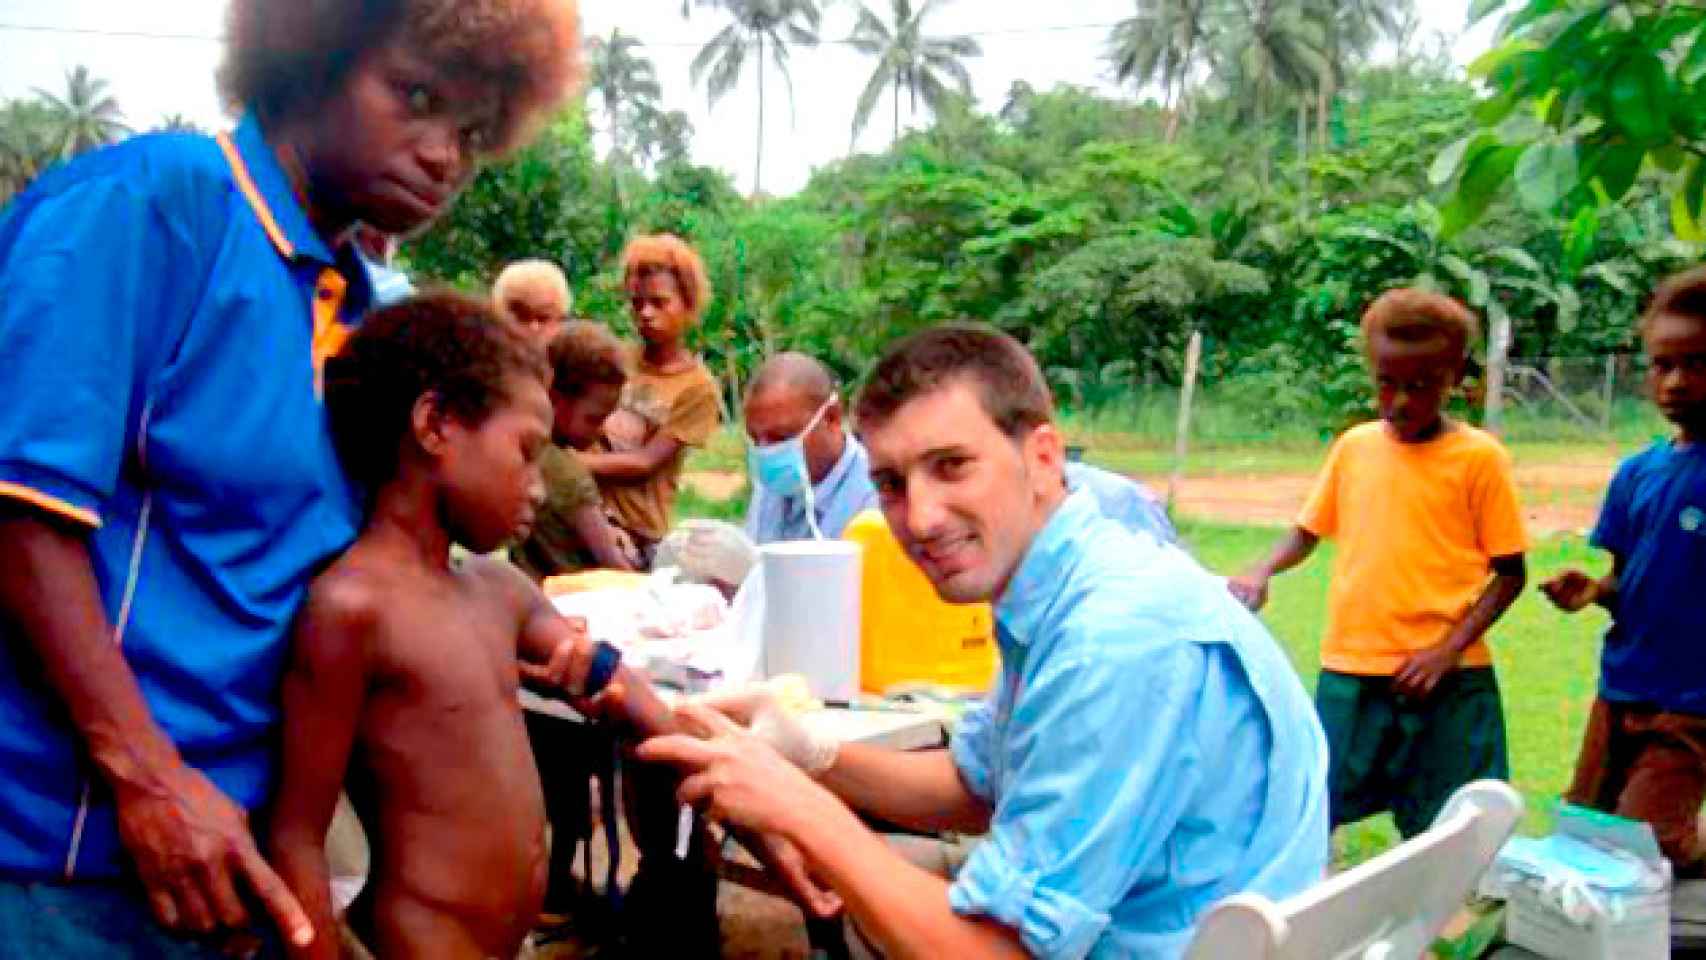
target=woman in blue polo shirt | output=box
[0,1,581,954]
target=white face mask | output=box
[747,399,833,538]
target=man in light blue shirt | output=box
[642,325,1329,958]
[743,352,877,543]
[675,353,877,585]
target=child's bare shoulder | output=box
[296,549,396,661]
[455,554,542,618]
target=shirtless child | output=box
[265,292,672,959]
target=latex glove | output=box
[678,519,759,586]
[684,682,839,777]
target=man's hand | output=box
[637,702,831,838]
[114,762,313,948]
[1541,570,1600,613]
[749,832,843,919]
[688,685,839,776]
[1227,571,1271,612]
[1391,643,1458,701]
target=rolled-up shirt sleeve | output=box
[949,693,1000,803]
[948,637,1209,959]
[0,177,186,526]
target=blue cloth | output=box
[948,491,1329,958]
[1590,440,1706,714]
[0,116,368,879]
[0,877,283,958]
[362,255,415,307]
[1065,462,1177,545]
[744,434,877,543]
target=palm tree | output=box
[34,66,128,160]
[1209,0,1328,188]
[1309,0,1409,149]
[0,100,59,203]
[683,0,823,195]
[156,113,204,134]
[846,0,982,148]
[1106,0,1212,143]
[587,29,663,166]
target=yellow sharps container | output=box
[842,509,999,695]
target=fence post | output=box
[1484,309,1511,434]
[1602,355,1617,433]
[1169,330,1204,509]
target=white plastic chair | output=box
[1185,780,1524,960]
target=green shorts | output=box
[1315,666,1510,838]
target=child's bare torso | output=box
[334,552,548,958]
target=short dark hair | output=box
[218,0,583,155]
[324,289,548,489]
[855,323,1054,440]
[1643,266,1706,335]
[548,321,628,398]
[1361,287,1480,361]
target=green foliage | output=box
[1443,0,1706,245]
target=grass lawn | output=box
[1184,519,1608,865]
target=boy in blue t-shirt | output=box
[1544,266,1706,874]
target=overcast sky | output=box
[0,0,1498,196]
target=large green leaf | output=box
[1514,140,1577,212]
[1430,134,1484,188]
[1607,50,1671,146]
[1442,142,1525,237]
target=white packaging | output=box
[758,540,862,702]
[1494,805,1672,960]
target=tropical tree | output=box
[1207,0,1328,188]
[1438,0,1706,252]
[34,65,128,160]
[156,114,204,134]
[586,29,663,166]
[0,100,58,203]
[1106,0,1212,143]
[634,106,697,169]
[683,0,823,195]
[1309,0,1409,149]
[846,0,982,147]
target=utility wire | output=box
[0,19,1123,48]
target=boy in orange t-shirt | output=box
[1229,289,1529,838]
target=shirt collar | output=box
[815,433,864,499]
[228,112,336,265]
[994,488,1101,649]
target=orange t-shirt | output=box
[1299,421,1530,675]
[598,351,721,541]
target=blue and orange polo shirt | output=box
[0,114,371,879]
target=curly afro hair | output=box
[1643,265,1706,335]
[1361,287,1480,362]
[621,234,713,322]
[324,289,549,490]
[218,0,582,156]
[548,321,628,398]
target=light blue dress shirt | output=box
[1066,461,1177,545]
[744,433,877,543]
[947,490,1329,958]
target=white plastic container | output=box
[758,540,863,702]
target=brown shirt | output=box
[509,445,602,581]
[598,352,720,541]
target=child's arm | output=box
[578,435,685,483]
[1393,553,1527,700]
[1228,526,1321,612]
[266,576,375,960]
[569,502,636,571]
[1541,553,1623,614]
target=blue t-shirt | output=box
[1590,440,1706,714]
[948,491,1329,958]
[0,116,369,879]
